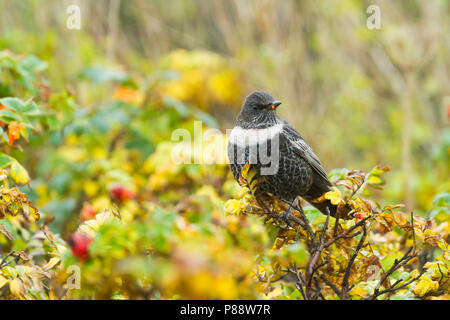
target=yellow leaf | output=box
[264,287,283,299]
[238,164,251,186]
[383,204,405,211]
[225,199,245,216]
[43,257,60,271]
[367,175,383,185]
[78,225,96,238]
[376,212,395,232]
[83,180,99,197]
[9,278,24,297]
[414,228,425,241]
[95,209,114,225]
[0,275,8,289]
[393,212,410,229]
[424,229,433,237]
[324,187,342,205]
[369,166,391,176]
[413,276,439,297]
[77,209,117,236]
[23,204,40,222]
[349,287,368,298]
[10,161,30,185]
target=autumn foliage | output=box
[228,165,449,299]
[0,50,448,300]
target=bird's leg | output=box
[278,198,297,228]
[292,198,304,215]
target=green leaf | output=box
[0,97,24,112]
[0,97,39,116]
[0,153,13,168]
[20,101,40,115]
[432,192,449,207]
[305,207,322,224]
[78,66,128,83]
[285,243,309,265]
[0,109,22,122]
[18,55,47,73]
[0,127,8,142]
[328,168,350,182]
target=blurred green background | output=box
[0,0,448,220]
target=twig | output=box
[320,274,342,297]
[0,251,15,269]
[294,282,307,300]
[365,213,422,300]
[291,265,307,300]
[292,201,316,244]
[333,215,340,237]
[312,260,328,276]
[410,212,416,253]
[313,278,326,300]
[323,217,370,248]
[304,207,332,297]
[366,270,425,300]
[370,246,418,299]
[437,264,444,285]
[341,225,367,299]
[319,207,331,245]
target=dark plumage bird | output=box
[228,91,337,217]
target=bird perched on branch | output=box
[228,91,337,219]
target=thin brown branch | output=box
[292,201,316,244]
[320,274,342,297]
[367,270,425,300]
[304,207,333,298]
[371,246,418,299]
[333,215,340,237]
[0,251,15,269]
[319,207,331,245]
[313,278,326,300]
[289,265,307,300]
[341,225,367,299]
[410,212,416,253]
[323,216,370,248]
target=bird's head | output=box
[236,91,282,128]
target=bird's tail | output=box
[303,180,352,218]
[303,179,334,215]
[304,188,352,218]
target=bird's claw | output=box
[278,211,294,229]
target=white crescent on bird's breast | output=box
[228,123,284,147]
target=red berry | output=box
[69,233,92,261]
[80,203,96,221]
[110,185,135,202]
[355,212,365,221]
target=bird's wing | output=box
[282,122,332,186]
